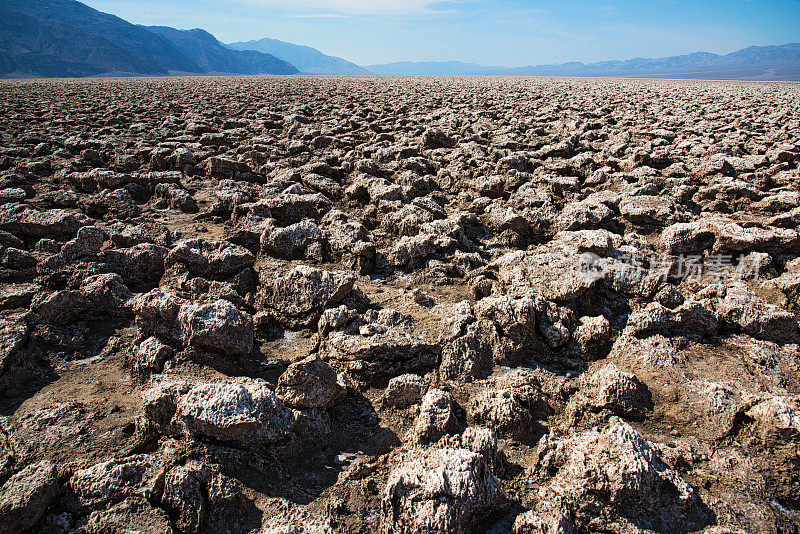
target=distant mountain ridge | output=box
[227,37,368,75]
[0,0,297,77]
[368,44,800,80]
[147,27,296,75]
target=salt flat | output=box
[0,76,799,533]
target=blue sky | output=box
[81,0,800,66]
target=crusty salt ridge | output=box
[0,76,798,533]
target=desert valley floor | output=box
[0,76,799,533]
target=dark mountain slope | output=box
[0,0,200,76]
[0,0,298,77]
[0,9,166,77]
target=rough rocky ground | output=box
[0,75,798,534]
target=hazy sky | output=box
[81,0,800,66]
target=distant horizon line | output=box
[3,73,800,82]
[358,42,800,70]
[214,33,799,70]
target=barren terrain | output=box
[0,75,799,533]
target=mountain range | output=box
[146,27,296,76]
[1,0,799,80]
[227,38,368,75]
[367,44,800,80]
[0,0,297,77]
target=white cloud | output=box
[293,13,351,18]
[597,5,617,17]
[235,0,440,15]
